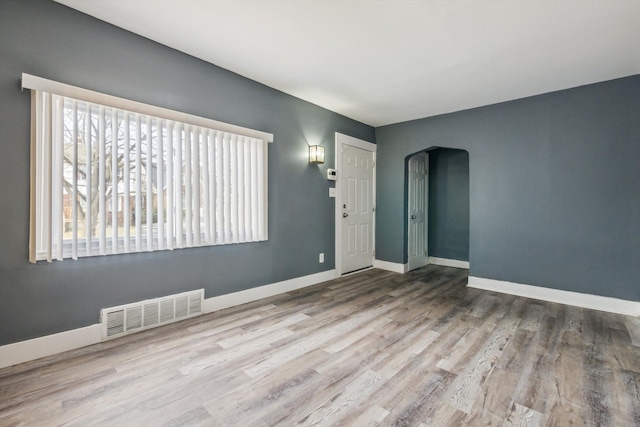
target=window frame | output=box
[24,73,273,262]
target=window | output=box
[24,74,272,262]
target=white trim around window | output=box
[24,74,273,262]
[22,74,274,143]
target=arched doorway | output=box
[407,147,469,271]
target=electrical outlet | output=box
[319,253,324,263]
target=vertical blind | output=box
[26,74,271,262]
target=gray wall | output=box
[376,75,640,301]
[428,148,469,261]
[0,0,374,345]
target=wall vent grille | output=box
[100,289,204,340]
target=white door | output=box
[341,144,374,274]
[408,154,428,271]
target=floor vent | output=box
[100,289,204,340]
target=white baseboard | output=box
[468,276,640,317]
[0,269,336,370]
[0,324,102,370]
[428,257,470,269]
[373,258,470,273]
[373,259,408,274]
[204,269,336,313]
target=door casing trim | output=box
[334,132,377,277]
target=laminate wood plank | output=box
[221,349,380,426]
[321,327,454,423]
[502,402,544,427]
[468,321,536,421]
[481,295,522,328]
[529,307,584,420]
[581,309,619,426]
[56,368,190,425]
[325,269,394,290]
[112,339,222,378]
[464,367,521,426]
[601,311,630,331]
[71,363,252,426]
[160,406,213,427]
[625,316,640,347]
[465,294,498,318]
[494,327,536,372]
[320,273,396,300]
[313,313,436,377]
[585,312,640,427]
[1,265,638,427]
[186,304,275,333]
[14,367,183,425]
[229,301,317,331]
[179,327,294,376]
[365,329,470,421]
[563,305,584,333]
[421,401,467,427]
[517,303,545,332]
[243,304,391,379]
[202,366,321,426]
[346,404,390,426]
[217,312,309,349]
[324,316,393,354]
[605,330,640,426]
[387,280,429,297]
[0,365,118,410]
[297,369,384,426]
[609,326,640,375]
[195,298,279,322]
[282,288,393,334]
[257,366,363,425]
[507,309,563,415]
[429,301,471,334]
[279,281,436,352]
[622,369,640,425]
[544,401,590,426]
[383,369,457,427]
[436,323,493,372]
[374,329,440,379]
[445,316,521,413]
[548,330,586,408]
[439,305,522,413]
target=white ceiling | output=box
[54,0,640,127]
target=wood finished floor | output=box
[1,265,639,426]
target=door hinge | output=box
[373,250,375,257]
[372,161,376,167]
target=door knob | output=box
[343,213,349,218]
[411,214,417,219]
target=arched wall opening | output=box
[405,147,469,271]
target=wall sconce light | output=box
[309,145,325,164]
